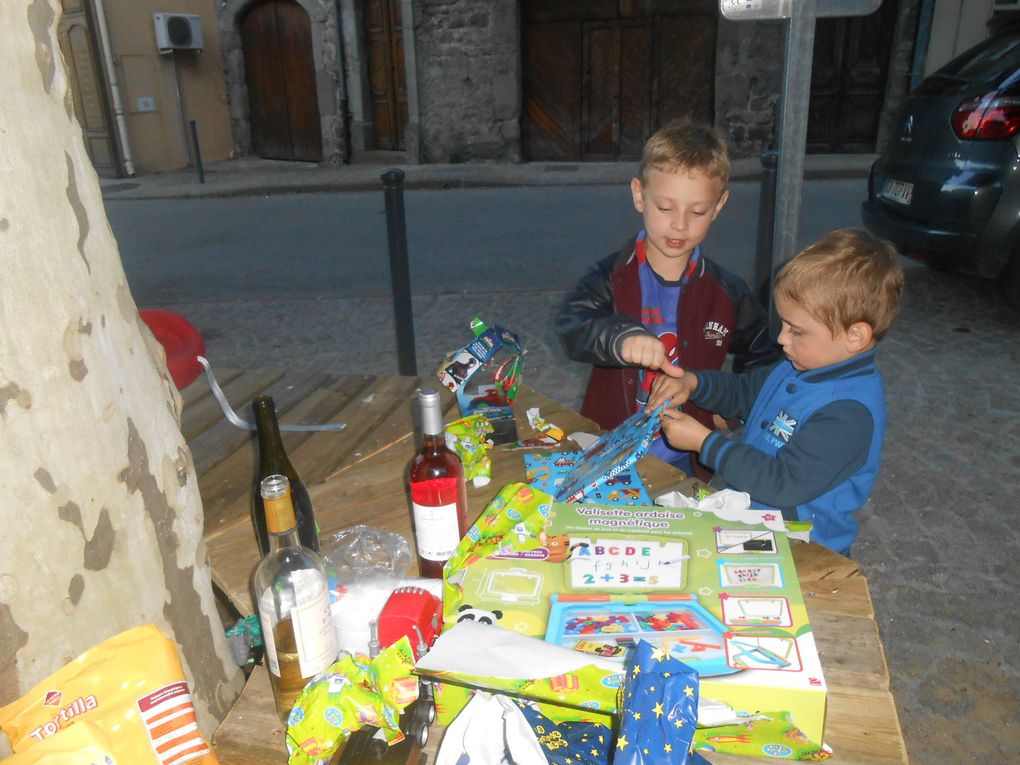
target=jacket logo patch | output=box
[768,410,797,443]
[703,320,730,346]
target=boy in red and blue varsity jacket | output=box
[557,122,779,477]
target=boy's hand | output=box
[646,371,699,412]
[620,335,685,377]
[659,408,712,453]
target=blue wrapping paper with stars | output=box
[614,640,709,765]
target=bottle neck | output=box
[268,526,301,552]
[420,399,445,438]
[254,397,292,468]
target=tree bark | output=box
[0,1,243,753]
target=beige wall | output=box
[924,0,995,77]
[100,0,232,174]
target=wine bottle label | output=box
[290,580,337,678]
[258,572,336,679]
[411,477,463,562]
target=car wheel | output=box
[1003,251,1020,312]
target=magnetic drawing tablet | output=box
[553,405,663,503]
[544,594,740,678]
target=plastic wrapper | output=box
[615,640,707,765]
[322,524,412,582]
[0,623,218,765]
[286,637,419,765]
[445,414,494,486]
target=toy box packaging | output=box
[522,405,664,506]
[436,318,524,445]
[441,483,828,758]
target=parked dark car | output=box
[861,19,1020,309]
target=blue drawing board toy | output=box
[550,405,663,504]
[544,594,740,678]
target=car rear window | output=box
[922,33,1020,92]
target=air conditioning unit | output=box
[153,13,203,53]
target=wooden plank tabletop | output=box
[181,369,906,765]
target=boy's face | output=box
[631,167,728,276]
[775,294,870,371]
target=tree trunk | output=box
[0,1,243,753]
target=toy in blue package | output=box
[552,405,663,503]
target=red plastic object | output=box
[139,309,205,390]
[377,587,442,660]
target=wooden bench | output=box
[180,369,908,764]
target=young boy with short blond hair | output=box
[648,228,905,554]
[557,122,779,477]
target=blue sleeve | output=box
[689,363,778,422]
[699,400,874,509]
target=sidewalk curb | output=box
[101,155,877,201]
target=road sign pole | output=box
[768,0,817,334]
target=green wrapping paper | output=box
[285,638,419,765]
[445,414,494,484]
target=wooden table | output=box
[180,369,908,764]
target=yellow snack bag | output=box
[0,624,218,765]
[2,719,117,764]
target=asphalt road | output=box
[106,177,873,305]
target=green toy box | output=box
[440,483,827,757]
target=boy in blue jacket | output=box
[647,228,904,554]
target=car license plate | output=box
[880,178,914,206]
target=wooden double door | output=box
[523,1,716,162]
[241,0,322,162]
[808,0,899,153]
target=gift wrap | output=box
[435,482,830,760]
[286,637,419,765]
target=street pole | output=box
[769,0,817,333]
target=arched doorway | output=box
[241,0,323,161]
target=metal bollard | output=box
[190,120,205,184]
[754,151,778,299]
[382,169,417,376]
[754,151,780,336]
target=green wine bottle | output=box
[251,396,319,555]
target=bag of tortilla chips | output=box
[0,624,218,765]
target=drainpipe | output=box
[91,0,135,176]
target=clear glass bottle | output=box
[252,395,319,555]
[253,474,337,722]
[408,389,470,579]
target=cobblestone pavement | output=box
[162,263,1019,763]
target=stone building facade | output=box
[68,0,1004,176]
[208,0,929,166]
